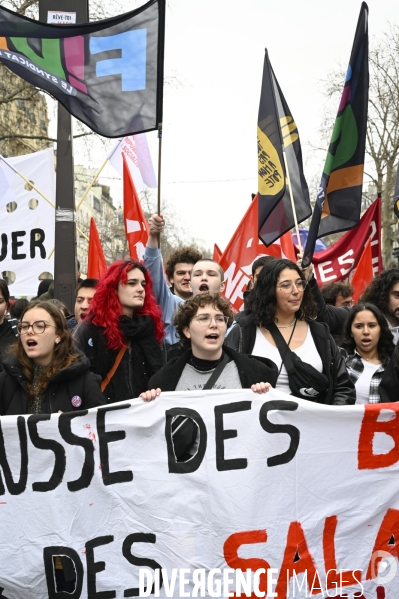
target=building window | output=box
[93,197,101,212]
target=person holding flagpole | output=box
[143,214,225,348]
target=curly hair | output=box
[174,293,234,349]
[88,260,164,350]
[15,300,80,395]
[321,282,353,305]
[360,269,399,314]
[165,246,203,281]
[340,303,395,366]
[246,259,317,325]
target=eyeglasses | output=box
[277,280,308,293]
[17,320,57,335]
[194,315,229,326]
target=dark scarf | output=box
[89,315,164,398]
[188,352,224,372]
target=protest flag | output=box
[123,153,149,261]
[87,218,107,279]
[258,54,311,247]
[220,195,296,312]
[351,237,373,302]
[279,230,296,262]
[0,1,165,137]
[394,162,399,219]
[302,3,369,267]
[312,197,382,283]
[109,134,157,191]
[213,244,222,262]
[257,50,286,246]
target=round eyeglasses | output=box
[277,280,308,293]
[17,320,57,335]
[194,315,229,326]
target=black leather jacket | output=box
[225,315,355,405]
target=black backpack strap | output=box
[203,352,231,390]
[268,322,297,376]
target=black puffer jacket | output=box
[148,345,278,390]
[0,354,105,415]
[74,316,164,403]
[225,315,355,405]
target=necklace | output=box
[276,319,296,329]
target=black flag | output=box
[0,0,165,137]
[302,3,369,267]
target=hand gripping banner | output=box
[0,390,399,598]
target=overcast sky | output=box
[71,0,397,253]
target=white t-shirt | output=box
[252,326,323,395]
[354,360,381,404]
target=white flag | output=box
[108,133,157,190]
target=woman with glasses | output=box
[74,260,165,404]
[140,294,278,461]
[340,303,395,404]
[140,293,278,398]
[0,301,105,415]
[226,259,355,405]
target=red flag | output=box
[123,152,149,261]
[87,218,107,279]
[219,195,289,312]
[311,198,382,284]
[279,230,296,262]
[213,244,222,262]
[351,237,373,303]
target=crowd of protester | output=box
[2,213,399,592]
[1,211,399,422]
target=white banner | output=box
[0,389,398,598]
[108,134,157,190]
[0,148,55,295]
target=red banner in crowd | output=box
[219,196,295,312]
[312,197,382,284]
[87,217,107,279]
[219,197,382,313]
[123,153,149,261]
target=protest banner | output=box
[312,197,382,284]
[0,389,398,598]
[0,148,55,295]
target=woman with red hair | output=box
[74,260,165,404]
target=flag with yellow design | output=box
[258,50,311,246]
[302,3,369,267]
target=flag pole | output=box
[282,150,303,254]
[76,156,109,211]
[157,123,162,247]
